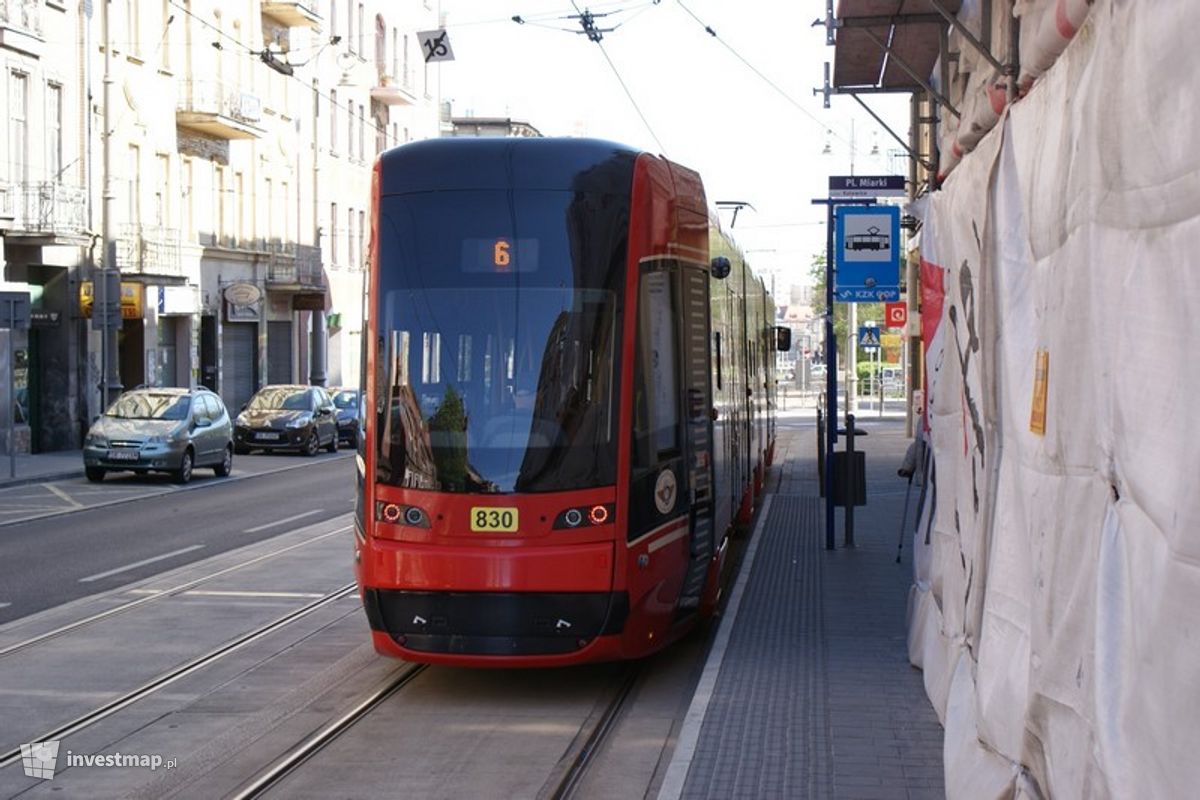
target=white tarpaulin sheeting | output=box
[909,1,1200,796]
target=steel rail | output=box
[0,582,358,769]
[542,664,643,800]
[0,524,350,659]
[228,663,429,799]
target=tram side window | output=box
[714,331,722,390]
[632,269,681,471]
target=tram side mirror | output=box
[774,326,792,352]
[710,255,732,280]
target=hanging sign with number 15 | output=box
[417,29,455,63]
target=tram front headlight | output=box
[374,501,431,528]
[553,503,615,530]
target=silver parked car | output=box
[83,387,234,484]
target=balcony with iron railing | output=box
[371,66,418,106]
[267,241,325,289]
[261,0,321,29]
[3,182,86,238]
[115,224,184,280]
[176,79,264,140]
[0,0,44,56]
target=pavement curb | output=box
[0,469,85,491]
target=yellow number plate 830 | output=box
[470,507,519,532]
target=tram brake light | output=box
[553,503,615,530]
[375,501,431,528]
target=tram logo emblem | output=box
[20,740,60,780]
[654,469,677,514]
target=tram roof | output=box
[377,137,642,196]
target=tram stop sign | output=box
[834,205,901,303]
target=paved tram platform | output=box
[658,409,945,800]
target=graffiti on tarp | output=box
[949,260,985,514]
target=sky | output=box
[436,0,912,296]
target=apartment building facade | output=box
[0,0,441,453]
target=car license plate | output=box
[257,432,281,441]
[470,507,519,532]
[107,449,140,461]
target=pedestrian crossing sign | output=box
[859,325,881,349]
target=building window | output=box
[346,1,354,54]
[10,71,29,183]
[347,106,354,160]
[375,15,386,77]
[330,0,337,39]
[330,202,338,266]
[282,180,290,244]
[330,89,338,153]
[357,3,365,57]
[126,0,141,57]
[215,164,226,242]
[155,153,170,228]
[358,103,365,161]
[160,0,171,70]
[264,177,273,242]
[391,27,398,81]
[235,171,245,244]
[358,209,365,268]
[128,144,141,225]
[47,83,64,183]
[184,158,195,238]
[347,207,355,269]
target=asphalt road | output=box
[0,453,357,624]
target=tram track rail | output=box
[0,582,359,771]
[540,664,644,800]
[228,663,430,800]
[0,524,351,660]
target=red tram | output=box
[355,138,786,667]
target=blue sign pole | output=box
[812,197,877,550]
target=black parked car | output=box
[329,388,362,446]
[233,385,339,456]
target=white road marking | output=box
[79,545,206,583]
[43,483,84,508]
[0,603,11,609]
[126,589,326,599]
[243,509,323,534]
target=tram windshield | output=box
[374,189,627,493]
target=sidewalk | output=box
[660,414,944,799]
[0,450,84,489]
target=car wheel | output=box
[234,444,251,456]
[302,430,320,457]
[214,445,233,477]
[325,430,338,453]
[174,449,194,484]
[85,467,106,483]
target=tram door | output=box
[677,264,716,613]
[629,260,716,615]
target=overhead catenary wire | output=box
[563,1,667,154]
[674,0,851,146]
